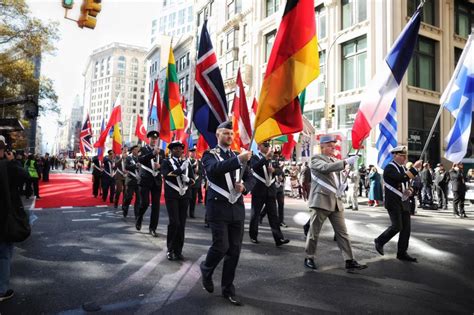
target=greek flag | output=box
[443,34,474,163]
[376,100,397,169]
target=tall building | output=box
[83,43,148,147]
[70,95,83,153]
[153,0,194,44]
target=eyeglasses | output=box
[262,143,270,147]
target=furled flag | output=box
[164,47,185,132]
[193,20,228,148]
[97,118,105,161]
[135,114,148,143]
[231,69,252,151]
[94,96,122,154]
[79,114,93,157]
[351,9,421,149]
[148,80,161,130]
[442,33,474,163]
[254,0,319,144]
[250,97,259,154]
[376,100,397,169]
[281,133,299,159]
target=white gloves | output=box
[345,155,359,165]
[180,159,189,171]
[181,174,190,183]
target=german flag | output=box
[254,0,319,144]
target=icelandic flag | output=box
[443,34,474,163]
[376,100,397,169]
[193,20,228,148]
[351,9,421,149]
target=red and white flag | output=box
[135,115,148,143]
[231,69,252,150]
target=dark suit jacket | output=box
[92,157,102,176]
[449,169,466,192]
[138,145,164,187]
[125,155,140,185]
[420,169,433,185]
[250,153,276,197]
[189,158,203,188]
[161,157,194,199]
[102,157,114,182]
[383,162,418,211]
[202,147,255,221]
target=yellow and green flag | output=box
[163,47,185,131]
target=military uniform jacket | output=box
[102,157,114,180]
[202,147,255,221]
[449,169,466,193]
[138,145,164,187]
[92,157,102,176]
[113,156,127,181]
[383,161,418,211]
[162,157,194,199]
[250,153,277,197]
[307,154,345,212]
[189,158,203,188]
[125,155,140,185]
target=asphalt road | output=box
[1,197,473,314]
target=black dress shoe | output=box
[346,259,368,271]
[250,238,259,244]
[200,269,214,293]
[167,251,178,261]
[374,238,384,256]
[280,222,288,228]
[135,222,141,231]
[397,253,417,262]
[190,215,196,219]
[149,229,158,237]
[276,239,290,247]
[223,295,242,306]
[176,253,184,260]
[461,213,468,218]
[304,258,317,270]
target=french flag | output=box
[351,9,421,149]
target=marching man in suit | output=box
[200,121,255,306]
[304,135,367,272]
[113,145,128,209]
[162,141,195,261]
[101,150,115,203]
[122,145,141,218]
[374,146,423,262]
[136,131,165,237]
[188,146,203,219]
[91,155,102,198]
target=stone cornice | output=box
[406,85,441,100]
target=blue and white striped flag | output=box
[443,33,474,163]
[376,100,397,169]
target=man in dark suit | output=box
[136,131,164,237]
[122,145,141,218]
[91,155,102,198]
[188,147,203,218]
[449,163,467,218]
[101,150,115,203]
[434,163,449,210]
[161,141,195,261]
[200,121,254,306]
[374,146,423,262]
[113,146,128,209]
[249,141,289,246]
[420,163,433,206]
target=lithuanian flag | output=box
[163,47,185,132]
[254,0,319,144]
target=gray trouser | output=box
[305,208,354,261]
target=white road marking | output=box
[96,205,109,208]
[62,210,86,213]
[60,206,73,209]
[71,218,100,222]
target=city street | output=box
[1,182,473,314]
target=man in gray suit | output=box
[304,135,367,272]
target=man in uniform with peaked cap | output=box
[199,120,255,306]
[374,145,423,262]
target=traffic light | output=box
[62,0,74,9]
[329,104,336,118]
[78,0,102,29]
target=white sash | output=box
[208,150,241,204]
[103,161,114,178]
[92,164,103,172]
[165,158,189,196]
[127,158,139,179]
[253,154,275,187]
[385,162,410,201]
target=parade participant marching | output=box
[122,145,141,218]
[249,141,290,246]
[188,146,203,219]
[374,146,423,262]
[91,155,102,198]
[200,121,254,306]
[304,135,367,272]
[136,131,164,237]
[113,145,128,209]
[161,141,195,261]
[101,150,116,203]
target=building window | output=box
[408,100,440,163]
[226,91,235,106]
[454,47,463,67]
[266,0,281,17]
[186,52,190,67]
[188,6,193,22]
[338,103,359,129]
[341,36,367,91]
[226,0,241,20]
[264,30,276,62]
[178,8,185,25]
[243,23,248,42]
[342,0,367,29]
[455,0,474,38]
[315,5,327,39]
[408,36,436,91]
[407,0,436,26]
[226,29,238,51]
[318,50,326,96]
[185,75,189,91]
[169,12,176,29]
[226,60,237,78]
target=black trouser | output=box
[201,220,244,296]
[42,170,49,182]
[249,195,284,243]
[435,185,448,209]
[197,184,203,202]
[189,187,199,217]
[165,198,189,255]
[260,190,285,224]
[453,191,466,215]
[376,206,411,255]
[122,183,140,218]
[114,178,125,208]
[137,181,162,231]
[92,173,101,197]
[76,167,82,174]
[101,176,115,202]
[26,178,39,198]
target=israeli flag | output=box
[443,34,474,163]
[376,100,397,169]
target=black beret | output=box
[168,140,185,150]
[147,130,159,138]
[129,145,139,153]
[107,149,113,154]
[217,120,232,130]
[188,146,197,152]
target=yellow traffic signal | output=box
[329,104,336,118]
[78,0,102,29]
